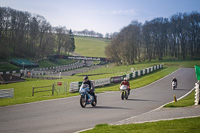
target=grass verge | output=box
[81,117,200,133]
[164,89,195,107]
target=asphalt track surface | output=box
[0,68,197,133]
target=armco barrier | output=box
[0,88,14,98]
[69,64,163,93]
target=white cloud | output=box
[111,9,136,16]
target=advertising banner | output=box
[110,76,123,83]
[48,55,108,61]
[93,78,111,87]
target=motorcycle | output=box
[120,85,129,100]
[79,84,97,108]
[172,81,177,90]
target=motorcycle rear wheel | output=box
[91,96,97,107]
[125,91,128,99]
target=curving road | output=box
[0,68,197,133]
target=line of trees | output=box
[105,12,200,64]
[73,29,104,38]
[0,7,75,59]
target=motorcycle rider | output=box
[120,77,130,95]
[82,76,96,102]
[172,77,178,88]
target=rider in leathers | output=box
[120,77,130,95]
[172,77,178,88]
[82,76,96,101]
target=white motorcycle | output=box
[120,85,129,100]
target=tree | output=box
[106,11,200,63]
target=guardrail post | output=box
[32,86,34,96]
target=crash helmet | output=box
[83,76,89,80]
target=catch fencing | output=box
[69,64,163,92]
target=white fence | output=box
[69,64,163,93]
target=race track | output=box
[0,68,197,133]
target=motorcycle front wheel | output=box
[80,95,86,108]
[172,86,175,90]
[121,91,125,100]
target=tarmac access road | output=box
[0,68,197,133]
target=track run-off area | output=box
[0,68,197,133]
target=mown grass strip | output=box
[81,117,200,133]
[164,89,195,107]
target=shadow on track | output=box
[174,88,187,91]
[87,106,130,110]
[126,98,151,101]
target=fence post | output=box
[52,83,54,95]
[32,86,34,96]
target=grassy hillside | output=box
[0,63,21,72]
[74,36,109,57]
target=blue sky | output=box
[0,0,200,35]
